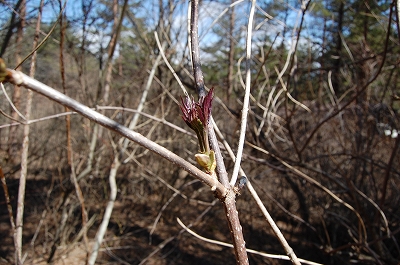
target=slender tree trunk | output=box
[13,0,26,263]
[89,1,128,262]
[96,0,128,157]
[103,0,127,104]
[77,0,94,104]
[59,3,90,261]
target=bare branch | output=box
[4,69,228,199]
[154,32,188,96]
[212,119,302,265]
[189,0,206,98]
[177,218,320,265]
[230,0,256,187]
[88,156,119,265]
[189,1,249,264]
[1,82,26,120]
[0,166,16,244]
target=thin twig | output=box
[88,156,119,265]
[177,218,320,265]
[230,0,256,187]
[149,179,206,240]
[211,119,302,265]
[0,105,24,124]
[0,110,74,128]
[1,82,26,120]
[97,106,193,136]
[246,181,301,265]
[247,141,367,243]
[352,185,390,237]
[139,197,219,265]
[0,165,16,239]
[154,32,188,96]
[14,0,67,70]
[199,0,245,40]
[121,37,166,152]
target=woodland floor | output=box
[0,167,344,265]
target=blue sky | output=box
[1,0,320,63]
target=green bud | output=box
[195,150,216,174]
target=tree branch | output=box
[189,1,249,264]
[189,0,206,98]
[3,68,228,199]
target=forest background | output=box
[0,0,399,264]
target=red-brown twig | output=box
[189,1,249,264]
